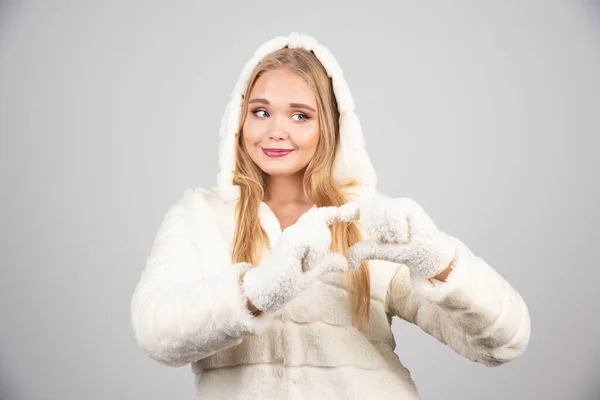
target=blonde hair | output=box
[231,47,371,329]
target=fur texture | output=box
[243,206,353,313]
[130,188,274,367]
[346,197,457,278]
[130,32,531,399]
[131,187,531,398]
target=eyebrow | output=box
[248,98,316,112]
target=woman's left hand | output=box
[346,197,458,278]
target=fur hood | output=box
[215,32,378,202]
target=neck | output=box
[264,172,310,205]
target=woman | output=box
[130,32,531,399]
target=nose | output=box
[269,117,289,140]
[270,130,288,141]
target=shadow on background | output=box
[0,358,22,400]
[581,346,600,400]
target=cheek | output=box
[242,119,260,148]
[296,125,320,152]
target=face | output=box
[242,67,320,177]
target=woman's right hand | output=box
[241,203,359,314]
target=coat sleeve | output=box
[130,188,272,367]
[386,235,531,367]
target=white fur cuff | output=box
[211,262,274,337]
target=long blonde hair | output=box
[231,47,370,329]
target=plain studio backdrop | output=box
[1,1,599,399]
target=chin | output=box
[250,150,309,177]
[258,163,306,177]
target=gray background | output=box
[1,1,599,399]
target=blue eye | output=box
[252,109,269,118]
[292,113,310,121]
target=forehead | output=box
[249,68,316,106]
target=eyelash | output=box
[251,109,311,121]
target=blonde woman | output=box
[130,32,531,399]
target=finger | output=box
[314,206,347,226]
[366,242,430,270]
[337,202,361,223]
[297,206,341,227]
[307,251,348,280]
[391,198,439,236]
[346,239,380,270]
[370,199,411,243]
[347,240,420,268]
[303,202,361,226]
[405,209,438,238]
[371,242,417,265]
[298,206,333,223]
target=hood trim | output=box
[216,32,378,203]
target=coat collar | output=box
[258,201,283,247]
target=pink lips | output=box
[262,148,294,158]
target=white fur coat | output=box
[130,33,531,399]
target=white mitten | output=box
[346,197,457,278]
[242,204,357,314]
